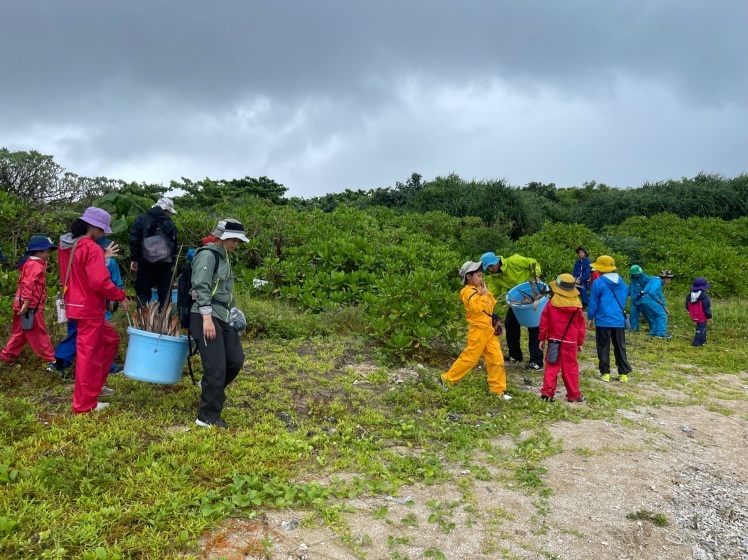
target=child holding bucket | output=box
[59,208,130,413]
[686,278,712,347]
[440,261,511,400]
[538,274,586,402]
[0,236,58,369]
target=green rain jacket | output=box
[190,245,235,322]
[484,254,542,298]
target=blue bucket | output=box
[123,327,189,385]
[506,281,549,328]
[151,288,178,304]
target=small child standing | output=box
[0,236,58,368]
[440,261,511,400]
[686,278,712,347]
[538,274,586,402]
[572,246,591,308]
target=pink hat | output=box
[80,207,113,234]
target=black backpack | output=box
[177,247,220,384]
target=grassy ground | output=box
[0,297,746,559]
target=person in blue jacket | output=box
[51,236,125,377]
[638,270,673,339]
[587,255,632,382]
[572,247,591,308]
[628,265,652,332]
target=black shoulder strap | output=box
[559,309,578,342]
[195,247,221,277]
[604,283,625,313]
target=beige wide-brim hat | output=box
[549,273,582,308]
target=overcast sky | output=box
[1,1,746,198]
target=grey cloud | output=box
[0,0,746,196]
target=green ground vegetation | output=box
[1,291,746,558]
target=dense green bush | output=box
[3,151,748,360]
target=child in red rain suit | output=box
[440,261,511,400]
[538,274,586,403]
[59,208,130,414]
[0,236,58,367]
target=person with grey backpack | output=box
[129,197,178,309]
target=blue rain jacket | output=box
[588,274,629,328]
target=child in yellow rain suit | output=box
[440,261,511,400]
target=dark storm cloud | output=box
[0,0,746,195]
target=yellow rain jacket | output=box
[460,285,496,329]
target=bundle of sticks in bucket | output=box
[128,300,182,337]
[126,245,184,337]
[507,264,551,310]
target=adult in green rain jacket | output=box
[190,219,248,428]
[481,252,544,371]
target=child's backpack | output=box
[176,246,220,384]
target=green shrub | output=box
[238,295,331,339]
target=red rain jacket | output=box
[58,237,126,320]
[13,257,48,312]
[538,304,586,347]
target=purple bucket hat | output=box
[80,207,113,234]
[691,278,711,291]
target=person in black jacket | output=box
[129,197,178,309]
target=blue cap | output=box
[26,235,57,252]
[480,252,500,267]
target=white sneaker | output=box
[498,393,513,401]
[94,402,110,411]
[100,386,115,397]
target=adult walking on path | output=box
[129,197,178,309]
[481,251,544,371]
[587,255,632,383]
[191,219,248,428]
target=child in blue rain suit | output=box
[639,270,674,339]
[572,247,591,308]
[628,265,652,332]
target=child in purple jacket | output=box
[686,278,712,347]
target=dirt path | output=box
[198,373,748,560]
